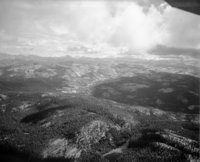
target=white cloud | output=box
[161,4,200,49]
[109,3,167,52]
[0,0,199,57]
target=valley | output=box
[0,54,199,162]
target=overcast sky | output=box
[0,0,199,57]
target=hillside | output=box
[0,54,199,162]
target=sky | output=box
[0,0,199,58]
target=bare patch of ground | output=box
[43,138,81,159]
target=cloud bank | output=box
[0,0,199,57]
[150,44,200,58]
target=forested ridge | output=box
[0,92,199,162]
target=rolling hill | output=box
[0,54,199,162]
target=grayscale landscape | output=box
[0,0,199,162]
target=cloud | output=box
[0,0,199,57]
[0,30,18,44]
[161,4,200,49]
[108,3,168,52]
[149,44,200,58]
